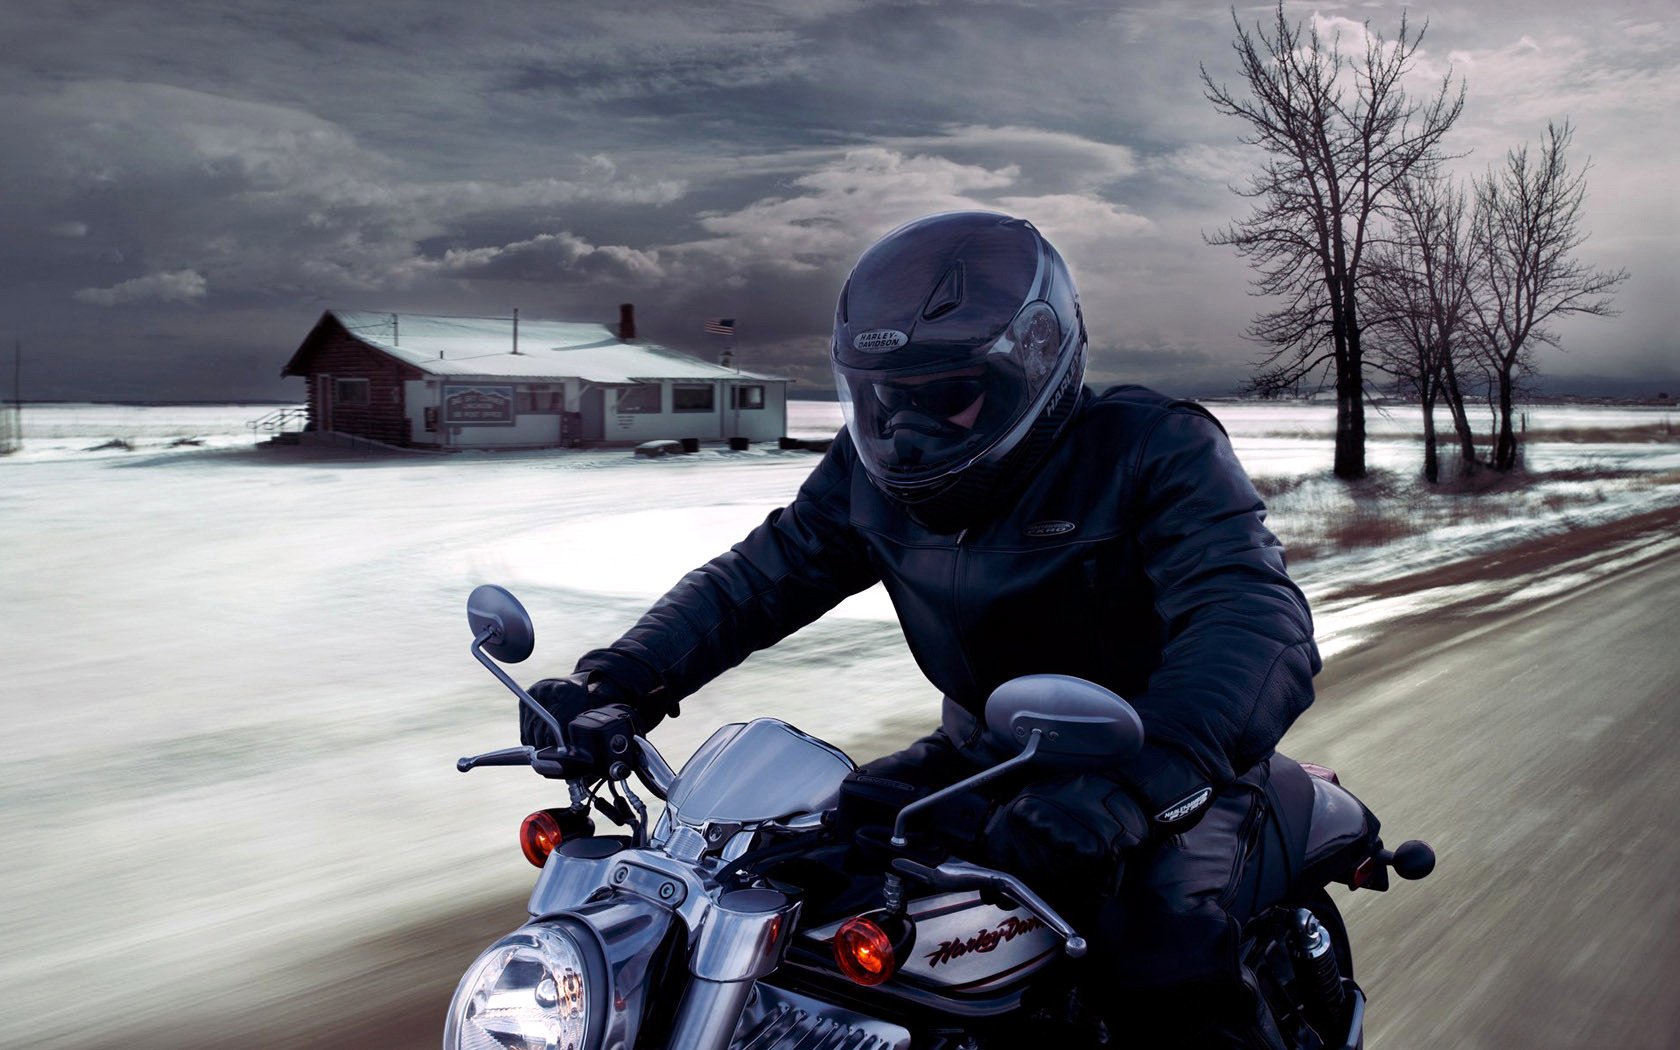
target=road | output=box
[123,523,1680,1050]
[1297,537,1680,1048]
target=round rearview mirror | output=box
[984,674,1144,767]
[466,584,535,664]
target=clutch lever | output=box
[457,745,533,771]
[456,744,589,780]
[892,857,1088,958]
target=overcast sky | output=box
[4,0,1675,400]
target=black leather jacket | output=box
[577,385,1320,815]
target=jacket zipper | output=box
[1218,786,1267,911]
[949,528,984,702]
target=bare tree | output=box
[1366,167,1480,481]
[1203,3,1463,479]
[1468,121,1628,472]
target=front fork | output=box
[667,887,803,1050]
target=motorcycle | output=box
[443,584,1435,1049]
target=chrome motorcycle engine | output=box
[730,984,910,1050]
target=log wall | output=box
[290,321,421,447]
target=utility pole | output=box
[726,332,738,441]
[512,308,520,355]
[392,313,399,347]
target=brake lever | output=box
[892,857,1088,958]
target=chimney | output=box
[618,303,636,342]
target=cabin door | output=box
[580,387,604,441]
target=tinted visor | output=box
[835,300,1066,486]
[872,376,987,418]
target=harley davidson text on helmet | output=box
[831,211,1088,530]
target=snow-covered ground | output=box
[2,399,1678,1046]
[2,401,289,458]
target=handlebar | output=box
[456,743,602,781]
[456,714,669,800]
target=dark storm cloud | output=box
[2,0,1674,400]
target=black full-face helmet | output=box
[832,211,1087,531]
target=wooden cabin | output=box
[279,305,788,450]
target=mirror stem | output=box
[892,730,1042,848]
[471,625,566,748]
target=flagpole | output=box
[705,317,741,440]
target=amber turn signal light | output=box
[835,915,915,986]
[519,808,595,868]
[520,811,564,868]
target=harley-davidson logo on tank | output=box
[921,913,1048,968]
[808,891,1061,992]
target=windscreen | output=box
[665,719,855,826]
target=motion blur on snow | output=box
[2,398,1678,1048]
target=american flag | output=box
[703,317,736,336]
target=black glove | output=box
[519,673,596,749]
[984,773,1151,900]
[520,671,666,748]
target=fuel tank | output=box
[805,890,1061,993]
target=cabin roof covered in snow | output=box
[286,310,783,383]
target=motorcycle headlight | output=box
[444,921,603,1050]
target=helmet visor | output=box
[835,300,1069,486]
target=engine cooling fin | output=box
[731,1003,899,1050]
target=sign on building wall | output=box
[443,385,515,426]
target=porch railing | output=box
[247,406,309,433]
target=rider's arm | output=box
[1122,404,1320,827]
[574,433,880,720]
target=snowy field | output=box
[2,398,1679,1046]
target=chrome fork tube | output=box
[669,977,758,1050]
[668,887,800,1050]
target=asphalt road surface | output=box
[1295,536,1680,1049]
[136,520,1680,1050]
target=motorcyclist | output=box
[520,211,1319,1047]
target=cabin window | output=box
[333,378,370,405]
[521,388,562,412]
[617,385,661,414]
[672,385,715,413]
[731,385,765,410]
